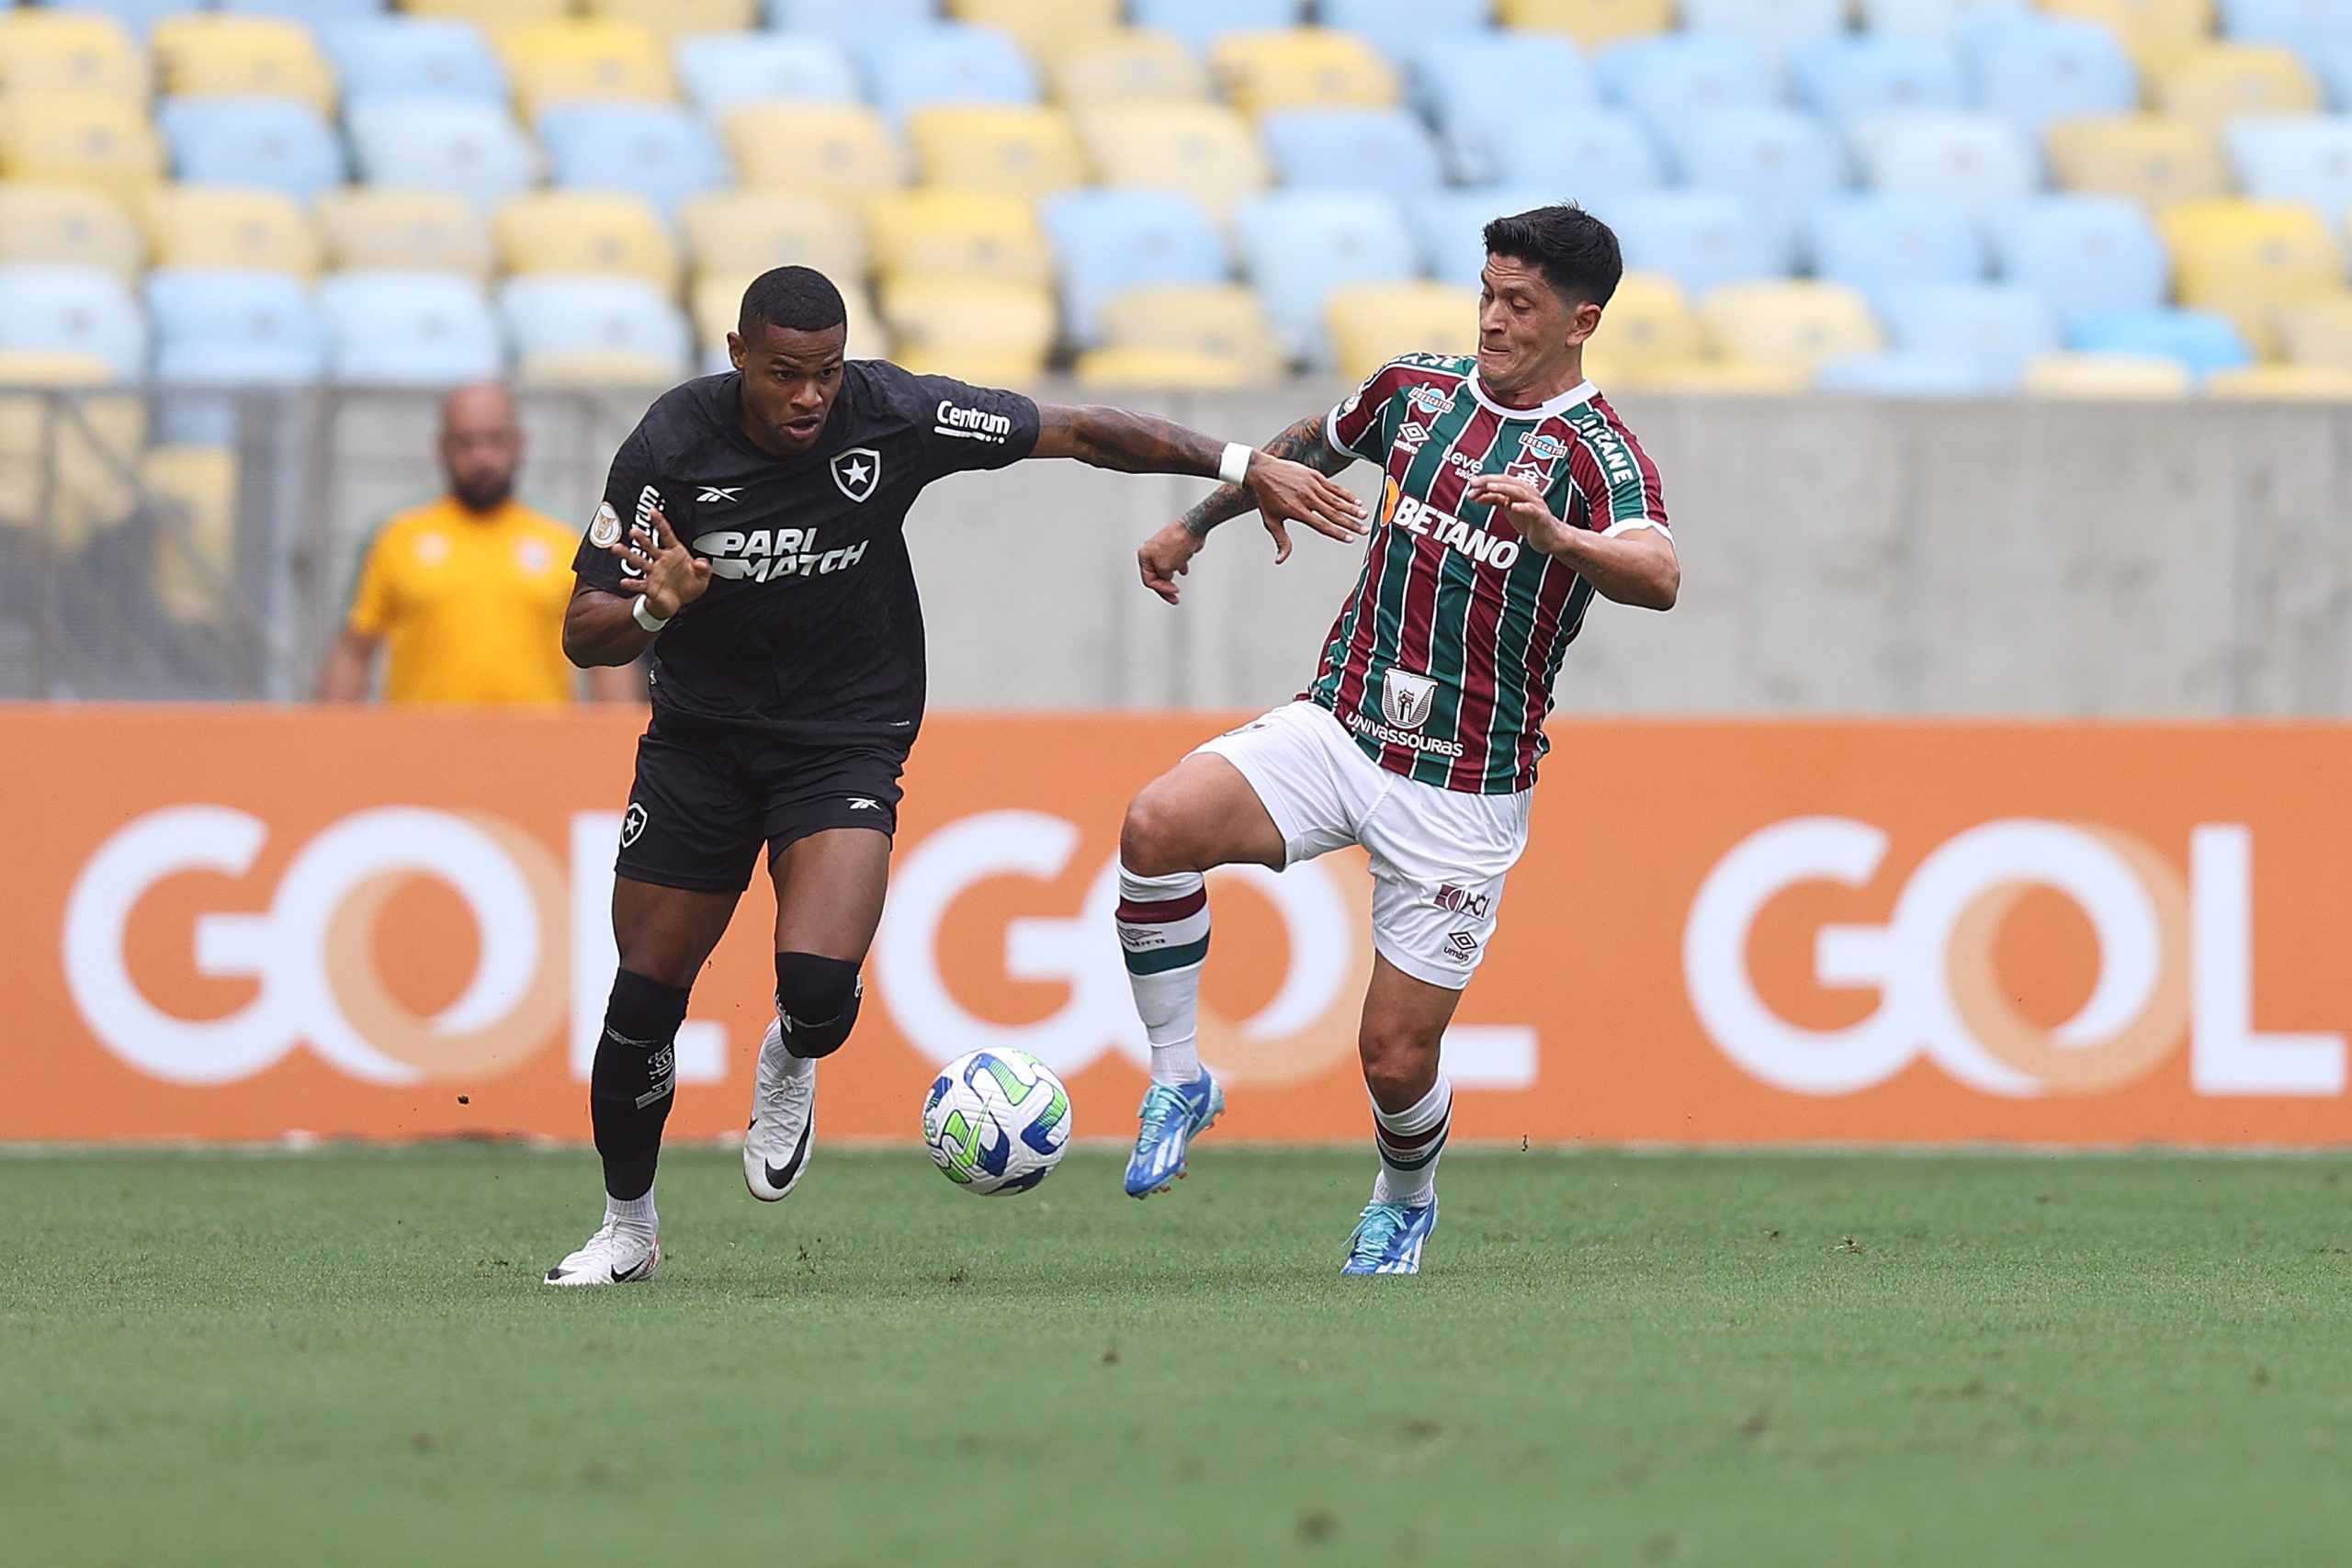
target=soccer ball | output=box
[922,1049,1071,1195]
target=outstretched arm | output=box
[1136,412,1362,605]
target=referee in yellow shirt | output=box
[319,384,640,706]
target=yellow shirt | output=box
[344,496,582,707]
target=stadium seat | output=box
[1641,357,1811,391]
[151,15,337,116]
[867,188,1051,289]
[222,1,396,18]
[951,0,1124,57]
[1409,186,1564,288]
[2278,292,2352,365]
[1581,270,1706,385]
[724,104,903,202]
[2219,0,2352,51]
[1211,29,1400,117]
[499,274,692,384]
[2020,348,2193,396]
[1848,114,2041,220]
[1320,0,1495,62]
[1861,0,2033,32]
[876,276,1055,379]
[1408,30,1596,186]
[492,191,680,290]
[690,275,886,367]
[1259,108,1442,197]
[0,9,148,100]
[313,187,494,280]
[1807,193,1984,307]
[1697,278,1883,370]
[1072,345,1261,388]
[145,267,326,382]
[1958,14,2139,138]
[584,0,761,40]
[1128,0,1306,56]
[2204,363,2352,397]
[860,24,1036,126]
[2312,45,2352,110]
[2225,118,2352,239]
[1232,190,1419,366]
[1596,34,1779,134]
[908,106,1083,199]
[347,98,536,213]
[2159,197,2346,352]
[493,19,676,119]
[1609,189,1786,296]
[146,186,321,277]
[1077,103,1272,221]
[0,265,147,379]
[1879,282,2060,377]
[679,191,866,288]
[0,184,143,281]
[1325,281,1477,380]
[319,17,504,104]
[1679,0,1847,71]
[0,95,165,201]
[765,0,940,36]
[2037,0,2214,65]
[406,0,571,21]
[2044,116,2232,207]
[1096,281,1287,379]
[1660,108,1848,255]
[1487,109,1664,210]
[537,104,729,220]
[1042,188,1228,344]
[1499,0,1677,52]
[1788,33,1967,124]
[1046,31,1211,105]
[1984,193,2169,320]
[1815,350,2013,393]
[2153,42,2324,126]
[158,98,346,203]
[673,32,857,119]
[2067,305,2256,380]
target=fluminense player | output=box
[544,265,1364,1285]
[1114,206,1678,1275]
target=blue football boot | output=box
[1123,1071,1224,1197]
[1340,1198,1439,1275]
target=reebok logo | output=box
[695,486,741,504]
[847,797,882,812]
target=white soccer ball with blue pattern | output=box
[922,1049,1072,1195]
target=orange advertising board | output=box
[7,708,2351,1146]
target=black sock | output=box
[590,970,692,1201]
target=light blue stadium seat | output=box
[1808,193,1984,308]
[1679,0,1848,72]
[347,98,537,214]
[767,0,940,36]
[1959,15,2137,138]
[32,0,186,37]
[1131,0,1308,55]
[1610,189,1786,295]
[2220,0,2352,53]
[1860,0,2030,37]
[1879,282,2059,378]
[537,104,730,220]
[1261,108,1443,197]
[0,265,146,379]
[674,32,859,119]
[1815,350,2014,394]
[1322,0,1495,62]
[2067,307,2256,381]
[1848,113,2041,220]
[319,18,505,105]
[1408,31,1595,186]
[224,1,390,19]
[1409,186,1563,288]
[1596,34,1780,133]
[1789,33,1966,123]
[158,98,347,205]
[2320,44,2352,111]
[1984,194,2168,321]
[858,24,1037,126]
[1043,189,1228,345]
[146,268,327,384]
[2224,117,2352,238]
[1486,109,1664,212]
[1232,190,1418,367]
[499,276,693,375]
[1660,108,1848,258]
[318,270,503,386]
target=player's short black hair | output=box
[1481,205,1623,310]
[739,265,848,340]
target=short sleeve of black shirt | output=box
[869,365,1042,480]
[571,426,661,594]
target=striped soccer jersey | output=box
[1305,354,1669,795]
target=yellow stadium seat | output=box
[1211,29,1401,117]
[1097,282,1288,379]
[151,15,337,116]
[583,0,762,40]
[1697,281,1883,371]
[2035,0,2214,68]
[726,104,902,202]
[0,184,142,281]
[1636,360,1808,394]
[2021,351,2194,397]
[1586,272,1706,379]
[2160,198,2345,354]
[2204,364,2352,399]
[0,96,164,202]
[1048,30,1210,105]
[679,191,867,290]
[0,10,145,100]
[1326,282,1476,382]
[404,0,570,21]
[1500,0,1678,51]
[314,187,495,280]
[955,0,1125,54]
[877,278,1056,381]
[693,275,886,359]
[2151,44,2322,128]
[2044,116,2231,208]
[908,107,1085,200]
[1074,345,1261,388]
[2278,294,2352,368]
[144,444,239,626]
[493,191,679,289]
[865,190,1052,288]
[1077,103,1272,221]
[493,19,675,118]
[0,355,146,546]
[516,349,684,388]
[144,186,320,278]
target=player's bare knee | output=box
[1118,786,1194,876]
[1359,1024,1439,1110]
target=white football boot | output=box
[743,1016,816,1201]
[542,1219,660,1286]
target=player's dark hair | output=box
[739,265,848,339]
[1481,205,1623,310]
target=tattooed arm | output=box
[1136,412,1363,605]
[1029,402,1364,547]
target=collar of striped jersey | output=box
[1466,371,1598,423]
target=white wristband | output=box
[631,593,670,632]
[1217,442,1254,487]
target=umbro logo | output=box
[695,486,741,503]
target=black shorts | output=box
[615,715,910,893]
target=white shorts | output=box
[1194,701,1533,990]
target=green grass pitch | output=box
[8,1145,2352,1566]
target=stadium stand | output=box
[0,184,145,281]
[498,274,694,386]
[1258,107,1442,196]
[1233,189,1418,365]
[1047,29,1210,104]
[0,265,149,380]
[345,97,535,214]
[157,97,345,202]
[672,32,858,117]
[859,23,1037,126]
[536,103,729,219]
[316,270,503,385]
[1407,30,1594,187]
[1326,279,1477,379]
[1611,190,1786,295]
[147,268,327,383]
[724,103,902,201]
[0,9,151,100]
[314,187,495,281]
[146,185,321,277]
[317,17,507,105]
[1042,188,1228,346]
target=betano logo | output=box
[1684,818,2346,1099]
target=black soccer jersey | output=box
[574,362,1041,739]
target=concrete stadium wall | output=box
[315,388,2352,717]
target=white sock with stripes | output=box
[1370,1076,1452,1209]
[1116,864,1209,1085]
